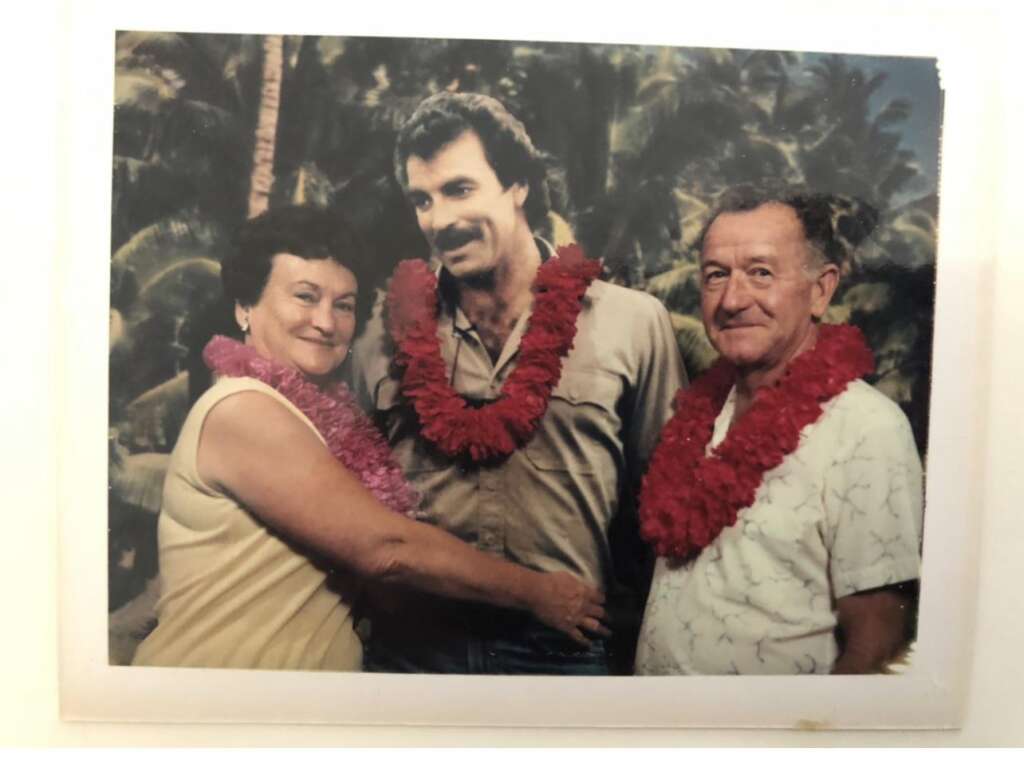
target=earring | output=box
[241,316,250,335]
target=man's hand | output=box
[832,585,913,674]
[528,572,610,647]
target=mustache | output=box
[434,225,483,252]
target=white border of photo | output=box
[56,0,1005,733]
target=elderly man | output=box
[634,186,923,675]
[352,92,685,675]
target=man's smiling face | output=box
[700,202,838,376]
[404,129,529,281]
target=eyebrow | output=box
[405,174,476,195]
[293,281,358,298]
[700,252,780,269]
[442,176,474,188]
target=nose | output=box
[420,197,456,237]
[310,301,336,335]
[720,272,753,314]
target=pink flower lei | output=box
[638,323,875,560]
[203,335,421,515]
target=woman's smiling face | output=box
[238,253,359,383]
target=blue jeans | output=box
[363,599,610,675]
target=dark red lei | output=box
[385,244,601,462]
[638,323,875,560]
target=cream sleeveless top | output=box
[132,377,363,670]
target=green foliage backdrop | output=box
[107,31,941,662]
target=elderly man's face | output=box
[404,129,529,281]
[700,202,838,375]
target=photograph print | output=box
[107,30,941,680]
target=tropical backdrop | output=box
[108,31,942,663]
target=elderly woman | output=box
[132,205,606,670]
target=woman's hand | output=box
[528,572,610,646]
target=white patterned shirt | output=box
[635,379,923,675]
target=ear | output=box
[511,182,528,209]
[810,263,840,319]
[234,302,250,334]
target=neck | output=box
[457,231,541,324]
[733,323,820,416]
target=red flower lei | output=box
[203,335,421,515]
[385,244,602,462]
[638,323,875,560]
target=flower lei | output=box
[385,244,602,463]
[203,335,421,515]
[638,323,874,561]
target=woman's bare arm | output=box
[197,390,607,644]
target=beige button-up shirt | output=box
[352,255,685,590]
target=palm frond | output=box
[111,213,224,284]
[669,312,718,378]
[118,372,190,452]
[114,68,178,111]
[110,453,171,514]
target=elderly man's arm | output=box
[824,391,924,675]
[832,583,915,674]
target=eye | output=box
[334,300,356,314]
[408,193,431,212]
[295,291,317,303]
[750,267,773,280]
[703,269,727,285]
[444,182,473,199]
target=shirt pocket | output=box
[521,368,622,474]
[372,376,451,473]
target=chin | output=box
[296,353,345,380]
[444,259,481,279]
[299,364,342,383]
[442,250,493,279]
[714,340,768,369]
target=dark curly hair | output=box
[696,183,878,270]
[394,92,552,232]
[220,204,374,335]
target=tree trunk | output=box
[247,35,284,219]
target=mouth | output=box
[440,248,477,267]
[300,337,339,348]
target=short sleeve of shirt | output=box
[823,388,924,598]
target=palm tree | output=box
[247,35,284,218]
[800,54,920,207]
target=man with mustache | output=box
[352,92,685,674]
[634,185,924,675]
